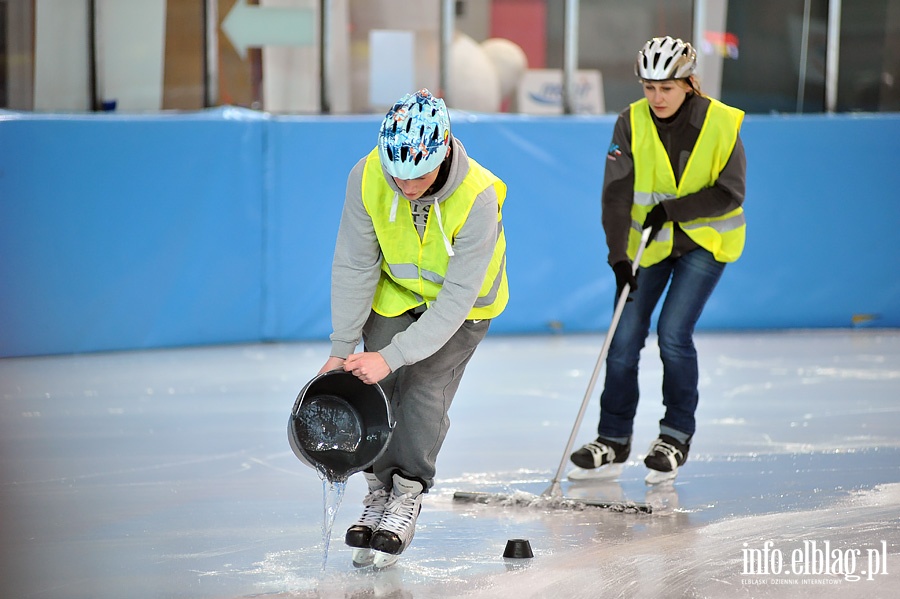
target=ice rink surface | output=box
[2,330,898,598]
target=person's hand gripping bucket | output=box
[288,370,394,482]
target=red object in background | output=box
[703,30,740,59]
[490,0,546,68]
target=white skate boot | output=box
[370,472,424,569]
[344,472,388,567]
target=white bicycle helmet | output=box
[635,36,697,81]
[378,89,451,180]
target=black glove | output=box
[643,203,669,244]
[612,260,638,302]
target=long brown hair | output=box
[685,75,704,98]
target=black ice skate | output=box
[568,436,631,481]
[643,435,690,484]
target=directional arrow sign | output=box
[222,0,315,59]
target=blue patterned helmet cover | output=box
[378,89,451,180]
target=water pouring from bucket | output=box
[289,369,395,569]
[288,369,394,483]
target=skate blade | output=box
[351,547,374,567]
[372,550,400,569]
[567,463,625,481]
[644,468,677,485]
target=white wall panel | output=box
[34,0,90,111]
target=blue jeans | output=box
[598,248,726,441]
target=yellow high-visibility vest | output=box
[629,97,746,266]
[361,147,509,319]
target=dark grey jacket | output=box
[601,93,747,266]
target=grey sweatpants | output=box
[362,310,490,491]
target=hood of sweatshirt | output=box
[381,136,471,256]
[381,136,470,207]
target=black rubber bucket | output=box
[288,369,393,482]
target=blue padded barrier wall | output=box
[1,109,267,356]
[709,114,900,329]
[262,113,624,341]
[450,115,619,334]
[2,109,899,357]
[263,115,382,342]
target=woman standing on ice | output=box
[570,36,747,484]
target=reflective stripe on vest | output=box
[629,97,746,266]
[361,147,509,319]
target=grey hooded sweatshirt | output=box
[328,137,501,372]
